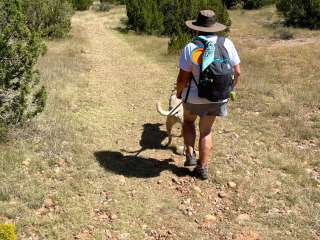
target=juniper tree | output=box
[125,0,231,50]
[22,0,74,38]
[167,0,231,51]
[0,0,46,129]
[277,0,320,29]
[71,0,93,10]
[223,0,242,8]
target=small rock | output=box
[105,229,112,239]
[195,193,202,199]
[87,225,95,231]
[36,207,47,215]
[193,186,202,194]
[119,233,130,240]
[172,177,179,184]
[285,230,291,235]
[218,192,227,198]
[57,159,65,167]
[248,197,256,207]
[236,214,250,223]
[275,180,282,187]
[176,145,185,155]
[157,180,163,184]
[203,214,217,225]
[44,198,54,209]
[235,230,260,240]
[228,181,237,188]
[22,158,31,166]
[80,49,89,54]
[110,214,118,220]
[272,188,281,194]
[268,208,280,214]
[231,133,240,139]
[305,168,313,174]
[118,175,126,185]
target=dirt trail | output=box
[53,9,244,240]
[66,10,211,239]
[71,10,180,156]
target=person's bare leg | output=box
[198,115,216,167]
[183,108,197,156]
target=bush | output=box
[275,27,294,40]
[98,0,112,11]
[102,0,125,3]
[72,0,93,10]
[276,0,320,29]
[126,0,164,35]
[125,0,231,51]
[223,0,242,9]
[0,0,47,128]
[22,0,74,38]
[243,0,275,9]
[0,224,15,240]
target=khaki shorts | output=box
[183,102,228,117]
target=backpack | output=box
[185,36,234,103]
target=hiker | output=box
[176,10,241,180]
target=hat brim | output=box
[185,20,227,33]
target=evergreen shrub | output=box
[0,0,47,129]
[98,0,112,11]
[103,0,125,3]
[72,0,93,10]
[22,0,74,38]
[223,0,242,9]
[276,0,320,29]
[125,0,231,51]
[243,0,275,9]
[0,224,15,240]
[126,0,164,35]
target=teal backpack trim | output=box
[192,35,230,70]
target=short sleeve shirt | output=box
[179,35,240,104]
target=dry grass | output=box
[0,5,319,240]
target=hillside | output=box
[0,5,319,240]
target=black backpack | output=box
[185,36,234,102]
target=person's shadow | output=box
[94,151,191,178]
[121,123,180,156]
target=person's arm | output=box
[176,69,192,99]
[233,64,241,88]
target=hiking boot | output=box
[184,151,197,166]
[192,165,208,180]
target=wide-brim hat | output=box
[185,10,227,33]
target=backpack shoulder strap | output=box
[216,36,226,46]
[216,36,230,61]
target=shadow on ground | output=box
[121,123,180,156]
[94,151,191,178]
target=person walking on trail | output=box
[176,10,241,180]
